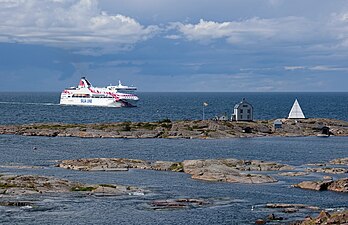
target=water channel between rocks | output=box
[0,135,347,224]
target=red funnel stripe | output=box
[79,80,85,87]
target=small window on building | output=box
[240,115,243,119]
[247,109,251,113]
[243,105,248,107]
[240,109,243,113]
[247,115,250,119]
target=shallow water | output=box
[0,135,347,224]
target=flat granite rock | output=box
[278,172,309,177]
[0,174,146,196]
[293,178,348,193]
[58,158,177,171]
[182,159,283,183]
[266,203,319,210]
[58,157,292,184]
[305,167,348,174]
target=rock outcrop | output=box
[58,158,181,172]
[58,157,293,184]
[0,174,146,196]
[0,118,347,139]
[0,201,34,207]
[330,158,348,165]
[255,203,320,224]
[293,178,348,193]
[278,172,309,177]
[327,178,348,193]
[292,210,348,225]
[305,167,348,174]
[181,159,289,183]
[147,197,237,211]
[150,198,210,210]
[266,203,320,211]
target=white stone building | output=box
[231,98,253,121]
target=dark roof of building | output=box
[234,98,253,109]
[273,120,283,125]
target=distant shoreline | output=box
[0,118,347,139]
[0,91,348,93]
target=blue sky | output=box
[0,0,348,92]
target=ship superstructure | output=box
[60,77,139,107]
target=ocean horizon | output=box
[0,92,347,125]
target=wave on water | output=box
[0,102,58,106]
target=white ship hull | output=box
[60,96,124,107]
[59,77,139,108]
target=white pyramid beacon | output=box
[288,99,305,119]
[60,77,139,107]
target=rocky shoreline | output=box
[0,118,347,139]
[292,210,348,225]
[255,208,348,225]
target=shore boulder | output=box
[293,178,348,193]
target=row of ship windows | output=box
[68,95,113,99]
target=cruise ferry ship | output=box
[60,77,139,107]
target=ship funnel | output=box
[78,77,92,88]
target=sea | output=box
[0,92,347,124]
[0,92,347,225]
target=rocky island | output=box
[0,118,347,139]
[56,156,348,192]
[0,174,146,196]
[57,157,293,184]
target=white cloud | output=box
[284,66,305,71]
[171,8,348,52]
[164,34,181,40]
[309,65,348,71]
[173,17,322,45]
[283,65,348,72]
[329,12,348,48]
[0,0,158,54]
[177,19,241,43]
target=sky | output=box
[0,0,348,92]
